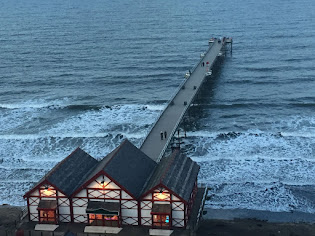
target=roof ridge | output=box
[140,164,158,195]
[103,139,128,168]
[164,152,188,187]
[159,150,178,183]
[47,147,82,179]
[178,159,195,196]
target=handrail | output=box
[155,43,219,161]
[20,206,28,220]
[195,185,208,229]
[140,42,215,149]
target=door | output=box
[152,214,170,228]
[39,210,56,224]
[89,214,119,227]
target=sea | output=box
[0,0,314,215]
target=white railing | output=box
[195,185,208,228]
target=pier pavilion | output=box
[23,140,200,234]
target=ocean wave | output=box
[204,181,315,213]
[0,100,164,112]
[0,132,146,140]
[144,104,166,111]
[189,102,315,111]
[291,103,315,108]
[0,102,103,111]
[280,131,315,138]
[186,129,315,140]
[0,98,71,110]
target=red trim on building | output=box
[24,148,81,198]
[140,183,187,204]
[71,170,137,200]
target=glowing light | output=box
[155,191,169,200]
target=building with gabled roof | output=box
[139,150,199,228]
[23,139,200,232]
[24,148,99,223]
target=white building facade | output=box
[24,140,200,230]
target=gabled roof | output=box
[82,139,157,199]
[142,150,200,202]
[104,139,157,198]
[45,148,99,196]
[24,140,199,203]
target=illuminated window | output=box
[153,214,170,228]
[39,210,56,224]
[89,214,119,227]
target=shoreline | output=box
[204,207,315,223]
[1,204,314,235]
[197,218,315,236]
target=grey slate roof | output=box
[46,148,99,196]
[25,139,198,203]
[98,139,157,199]
[143,150,200,202]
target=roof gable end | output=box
[103,139,157,199]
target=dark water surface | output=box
[0,0,314,214]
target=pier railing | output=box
[140,43,214,152]
[195,184,208,229]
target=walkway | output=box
[140,39,224,161]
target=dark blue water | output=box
[0,0,314,214]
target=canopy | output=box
[37,200,57,210]
[86,201,120,215]
[151,203,171,215]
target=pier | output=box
[140,38,231,162]
[16,37,232,236]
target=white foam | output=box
[144,104,166,111]
[0,97,70,109]
[280,131,315,138]
[185,125,315,214]
[186,131,219,138]
[44,104,157,137]
[0,103,161,206]
[204,182,315,214]
[272,115,315,134]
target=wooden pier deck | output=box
[140,38,226,161]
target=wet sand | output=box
[197,208,315,236]
[1,205,314,236]
[197,219,315,236]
